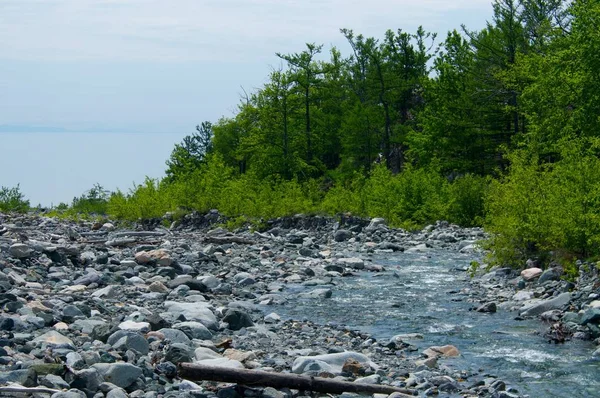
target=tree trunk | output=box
[178,363,416,397]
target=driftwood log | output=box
[203,236,255,245]
[178,363,416,396]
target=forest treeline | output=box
[3,0,600,271]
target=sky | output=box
[0,0,493,206]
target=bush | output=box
[447,174,489,227]
[0,184,30,213]
[484,139,600,269]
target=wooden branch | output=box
[203,236,255,245]
[0,384,60,394]
[178,363,415,396]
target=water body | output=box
[0,131,187,206]
[273,250,599,397]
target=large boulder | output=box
[521,268,543,281]
[292,351,374,375]
[163,301,217,330]
[520,292,571,317]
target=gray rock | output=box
[476,302,497,313]
[66,352,86,370]
[163,301,217,330]
[9,243,33,258]
[297,288,332,299]
[173,321,213,340]
[67,368,103,394]
[51,389,88,398]
[165,343,194,363]
[292,352,373,374]
[0,369,37,387]
[580,308,600,326]
[262,387,286,398]
[41,374,71,390]
[538,268,561,284]
[194,347,222,361]
[334,230,352,242]
[106,388,129,398]
[158,328,192,345]
[107,330,149,355]
[93,363,142,389]
[33,330,74,347]
[520,292,571,317]
[222,309,254,331]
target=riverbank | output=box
[0,212,594,397]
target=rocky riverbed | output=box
[0,212,597,398]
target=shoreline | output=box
[0,211,596,397]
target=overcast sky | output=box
[0,0,493,206]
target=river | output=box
[271,250,600,397]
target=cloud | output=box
[0,0,491,62]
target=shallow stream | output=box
[274,250,599,397]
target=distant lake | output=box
[0,131,188,207]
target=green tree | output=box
[165,121,213,181]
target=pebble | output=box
[0,213,528,397]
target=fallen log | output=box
[203,236,255,245]
[178,363,416,396]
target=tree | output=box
[165,121,213,181]
[277,43,325,168]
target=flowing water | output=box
[273,250,600,397]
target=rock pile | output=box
[0,212,521,397]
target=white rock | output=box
[118,321,151,333]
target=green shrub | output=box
[0,184,30,213]
[447,174,489,227]
[484,138,600,269]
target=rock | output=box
[163,301,218,330]
[9,243,34,258]
[262,387,286,398]
[51,389,88,398]
[67,368,103,395]
[41,374,70,390]
[66,352,86,370]
[107,330,150,355]
[158,328,191,345]
[33,330,74,347]
[194,347,222,361]
[338,257,365,270]
[106,388,129,398]
[197,357,245,368]
[354,374,381,384]
[341,358,366,375]
[580,308,600,326]
[165,343,194,363]
[297,288,333,299]
[292,352,373,375]
[415,356,437,368]
[222,309,254,330]
[538,268,561,284]
[512,291,534,301]
[173,321,213,340]
[422,345,460,358]
[520,292,572,317]
[521,268,543,281]
[118,320,151,333]
[223,348,257,363]
[135,249,173,266]
[334,230,352,242]
[365,218,386,231]
[148,281,169,293]
[476,302,497,313]
[264,312,281,323]
[0,369,37,387]
[93,363,142,389]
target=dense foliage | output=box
[6,0,599,273]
